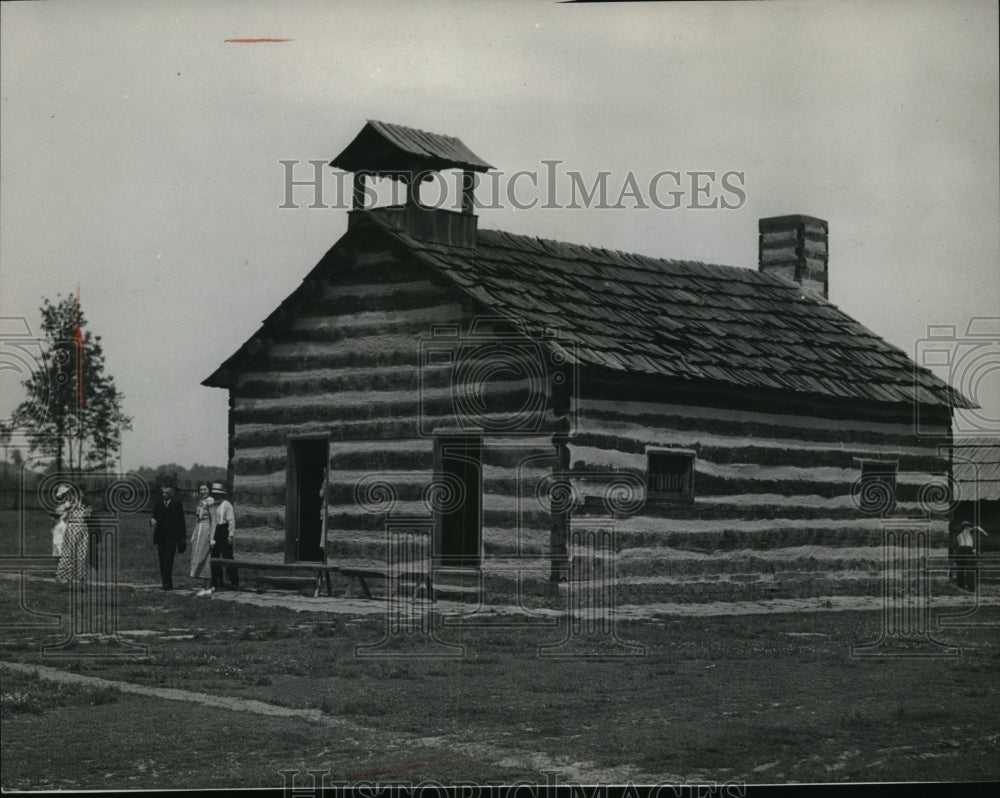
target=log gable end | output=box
[226,235,563,569]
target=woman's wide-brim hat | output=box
[210,482,226,494]
[54,484,72,499]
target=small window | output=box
[647,448,696,503]
[857,459,898,515]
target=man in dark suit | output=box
[150,485,187,590]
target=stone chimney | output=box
[758,215,829,298]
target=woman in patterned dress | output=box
[55,486,91,582]
[190,482,215,595]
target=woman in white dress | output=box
[50,484,71,556]
[55,486,91,582]
[190,482,215,594]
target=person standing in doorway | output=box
[150,485,187,590]
[209,482,239,590]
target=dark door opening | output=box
[287,438,329,562]
[434,434,482,568]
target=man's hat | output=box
[960,520,973,528]
[210,482,226,494]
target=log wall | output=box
[568,383,955,601]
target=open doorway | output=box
[433,434,482,568]
[286,437,329,562]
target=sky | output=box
[1,0,998,470]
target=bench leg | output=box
[358,576,372,599]
[312,573,322,598]
[410,576,432,603]
[324,571,333,597]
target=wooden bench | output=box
[338,564,433,600]
[210,558,432,600]
[210,559,336,597]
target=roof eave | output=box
[202,369,230,389]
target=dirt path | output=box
[0,660,656,783]
[7,571,1000,621]
[210,589,1000,620]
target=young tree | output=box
[0,421,10,507]
[14,293,133,475]
[11,449,23,510]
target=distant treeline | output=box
[0,461,226,511]
[131,463,227,491]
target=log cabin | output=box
[203,120,973,602]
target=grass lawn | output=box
[2,509,999,788]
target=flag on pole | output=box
[74,286,85,408]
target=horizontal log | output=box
[236,469,551,501]
[573,410,940,451]
[234,376,541,413]
[295,301,465,330]
[573,416,944,463]
[573,501,910,523]
[317,502,904,530]
[609,514,946,534]
[317,273,454,296]
[572,473,940,503]
[325,526,550,560]
[237,506,286,526]
[299,284,458,316]
[578,376,948,429]
[233,470,288,488]
[284,309,465,345]
[233,414,446,456]
[319,508,553,533]
[695,443,947,473]
[232,488,285,507]
[236,364,451,399]
[609,523,945,552]
[577,546,893,578]
[232,450,287,475]
[232,396,560,429]
[266,334,425,364]
[231,435,554,471]
[579,394,941,438]
[265,347,421,371]
[323,476,550,507]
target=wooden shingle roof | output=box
[204,211,971,412]
[330,120,494,176]
[362,213,970,410]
